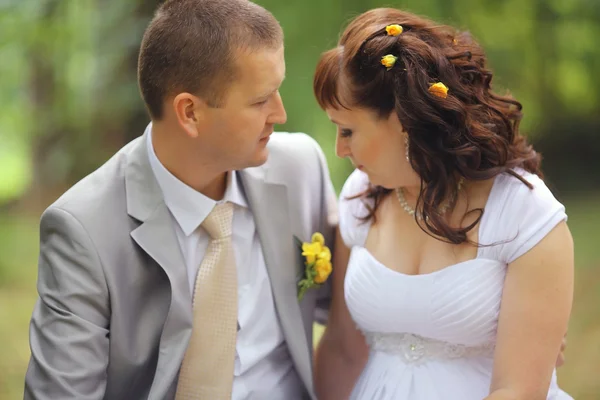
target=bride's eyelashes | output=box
[340,128,353,138]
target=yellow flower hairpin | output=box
[428,82,449,98]
[381,54,398,70]
[385,24,403,36]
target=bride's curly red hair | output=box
[314,8,542,244]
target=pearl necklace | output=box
[395,177,465,219]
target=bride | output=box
[313,8,573,400]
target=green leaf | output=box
[297,284,309,301]
[304,262,315,280]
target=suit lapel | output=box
[240,169,313,393]
[125,132,192,400]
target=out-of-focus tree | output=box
[0,0,598,205]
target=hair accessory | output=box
[428,82,449,98]
[381,54,398,70]
[385,24,403,36]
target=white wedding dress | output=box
[339,169,573,400]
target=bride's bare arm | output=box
[485,221,574,400]
[314,228,369,400]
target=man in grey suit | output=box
[24,0,336,399]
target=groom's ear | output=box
[172,92,209,139]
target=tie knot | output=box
[201,202,234,240]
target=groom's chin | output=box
[245,148,270,168]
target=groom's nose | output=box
[268,91,287,125]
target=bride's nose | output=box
[335,135,351,158]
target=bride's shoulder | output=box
[483,168,567,264]
[341,169,370,199]
[339,169,372,247]
[490,168,563,212]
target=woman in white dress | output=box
[313,8,574,400]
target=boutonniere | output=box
[295,232,332,301]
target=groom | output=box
[24,0,336,399]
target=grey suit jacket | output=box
[24,130,337,400]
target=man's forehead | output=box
[235,46,285,86]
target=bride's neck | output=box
[402,185,421,202]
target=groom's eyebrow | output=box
[254,76,286,100]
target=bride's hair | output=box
[313,8,542,244]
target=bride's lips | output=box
[259,131,272,143]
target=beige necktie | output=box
[175,202,238,400]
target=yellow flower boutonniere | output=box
[296,232,332,301]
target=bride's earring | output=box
[405,135,410,162]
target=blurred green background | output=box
[1,0,599,398]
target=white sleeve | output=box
[497,173,567,264]
[338,169,372,248]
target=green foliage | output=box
[0,0,150,201]
[0,0,598,195]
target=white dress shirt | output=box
[146,127,303,399]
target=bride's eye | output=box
[340,128,353,138]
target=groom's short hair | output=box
[138,0,283,120]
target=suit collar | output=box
[125,127,163,223]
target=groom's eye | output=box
[340,128,353,138]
